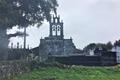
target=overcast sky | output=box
[9,0,120,49]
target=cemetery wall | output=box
[0,61,30,80]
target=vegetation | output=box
[0,0,58,29]
[0,0,58,60]
[114,40,120,47]
[83,39,120,52]
[83,42,113,52]
[12,66,120,80]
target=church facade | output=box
[39,15,80,61]
[38,15,116,66]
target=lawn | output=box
[13,66,120,80]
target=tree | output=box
[83,42,112,53]
[114,40,120,47]
[0,0,58,29]
[0,0,58,59]
[83,43,96,52]
[96,43,106,49]
[106,41,113,50]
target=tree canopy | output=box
[83,42,113,52]
[0,0,58,30]
[114,40,120,47]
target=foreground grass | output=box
[13,66,120,80]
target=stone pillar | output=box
[11,43,13,49]
[17,42,19,49]
[55,26,58,36]
[49,23,52,37]
[60,21,64,38]
[0,29,9,60]
[24,27,26,49]
[27,45,29,50]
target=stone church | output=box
[39,15,81,61]
[32,15,116,66]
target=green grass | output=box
[13,66,120,80]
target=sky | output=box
[8,0,120,49]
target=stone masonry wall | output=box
[0,61,30,80]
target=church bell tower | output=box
[49,15,64,39]
[39,15,77,62]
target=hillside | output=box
[12,66,120,80]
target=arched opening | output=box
[52,25,56,36]
[57,25,61,36]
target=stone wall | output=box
[54,55,117,66]
[0,61,30,80]
[0,29,9,59]
[39,38,77,62]
[63,39,76,55]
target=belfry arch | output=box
[49,15,64,39]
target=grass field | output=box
[13,66,120,80]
